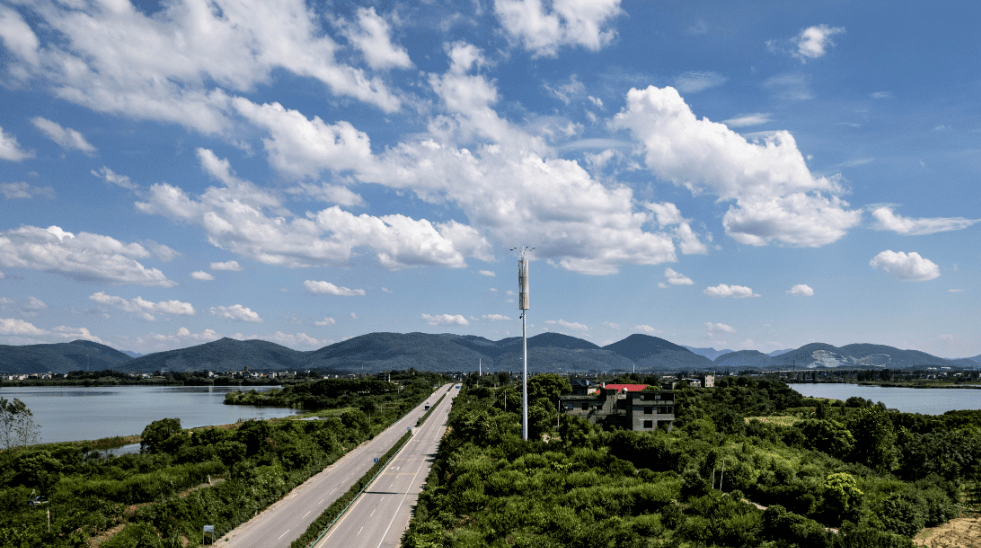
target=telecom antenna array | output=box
[512,246,533,441]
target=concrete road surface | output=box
[312,384,458,548]
[215,384,455,548]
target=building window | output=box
[644,406,653,415]
[643,420,653,429]
[566,403,574,410]
[582,402,588,411]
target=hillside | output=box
[714,350,773,369]
[0,340,133,374]
[120,338,304,373]
[769,343,957,369]
[683,346,734,361]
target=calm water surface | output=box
[0,385,300,444]
[788,383,981,415]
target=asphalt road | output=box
[215,384,455,548]
[312,384,459,548]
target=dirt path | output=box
[914,516,981,548]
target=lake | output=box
[788,383,981,415]
[0,385,301,445]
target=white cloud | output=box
[482,314,511,321]
[0,6,40,67]
[211,304,263,322]
[91,166,137,190]
[349,313,358,320]
[22,296,48,317]
[870,250,940,282]
[0,317,46,336]
[948,289,963,293]
[664,268,694,285]
[0,225,176,287]
[50,326,105,344]
[545,319,589,331]
[706,322,736,335]
[137,149,490,270]
[493,0,624,57]
[762,73,814,101]
[422,313,469,326]
[381,287,392,293]
[0,182,55,200]
[190,271,215,281]
[0,126,32,161]
[5,0,401,137]
[31,117,96,154]
[635,324,661,335]
[89,291,195,321]
[269,331,321,349]
[722,113,772,128]
[673,71,727,94]
[210,261,243,271]
[603,321,620,330]
[479,270,496,277]
[314,317,336,326]
[871,206,980,235]
[341,7,412,71]
[703,284,760,298]
[303,280,366,297]
[787,284,814,296]
[870,91,893,100]
[614,86,860,247]
[796,25,845,60]
[286,182,365,208]
[126,327,222,353]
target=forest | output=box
[0,372,444,547]
[402,374,981,548]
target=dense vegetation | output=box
[0,373,442,547]
[402,374,981,547]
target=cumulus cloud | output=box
[31,117,96,154]
[545,319,589,331]
[314,317,336,326]
[0,318,104,344]
[494,0,624,57]
[871,206,979,235]
[870,250,940,282]
[210,260,243,271]
[137,149,491,270]
[286,183,365,208]
[703,284,760,298]
[479,270,496,277]
[664,268,694,285]
[602,321,620,330]
[126,327,222,353]
[303,280,366,297]
[89,291,194,321]
[91,166,137,190]
[22,296,48,317]
[796,25,845,60]
[787,284,814,296]
[341,7,412,70]
[635,324,661,335]
[673,71,727,94]
[211,304,263,322]
[482,314,511,321]
[3,0,401,137]
[422,313,469,326]
[0,182,55,200]
[190,271,215,281]
[706,322,736,335]
[0,225,176,286]
[614,86,860,247]
[269,331,321,348]
[0,126,33,161]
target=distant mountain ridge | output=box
[0,333,970,375]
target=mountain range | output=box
[0,334,977,376]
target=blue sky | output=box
[1,0,979,358]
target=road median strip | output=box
[416,394,446,427]
[290,429,414,548]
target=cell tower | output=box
[513,246,533,441]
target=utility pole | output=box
[513,247,533,441]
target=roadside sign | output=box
[203,525,214,533]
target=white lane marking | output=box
[319,498,324,504]
[370,509,375,517]
[278,529,290,540]
[358,526,364,536]
[303,511,311,518]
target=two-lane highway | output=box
[216,384,455,548]
[312,384,459,548]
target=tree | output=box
[0,397,40,453]
[140,417,184,455]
